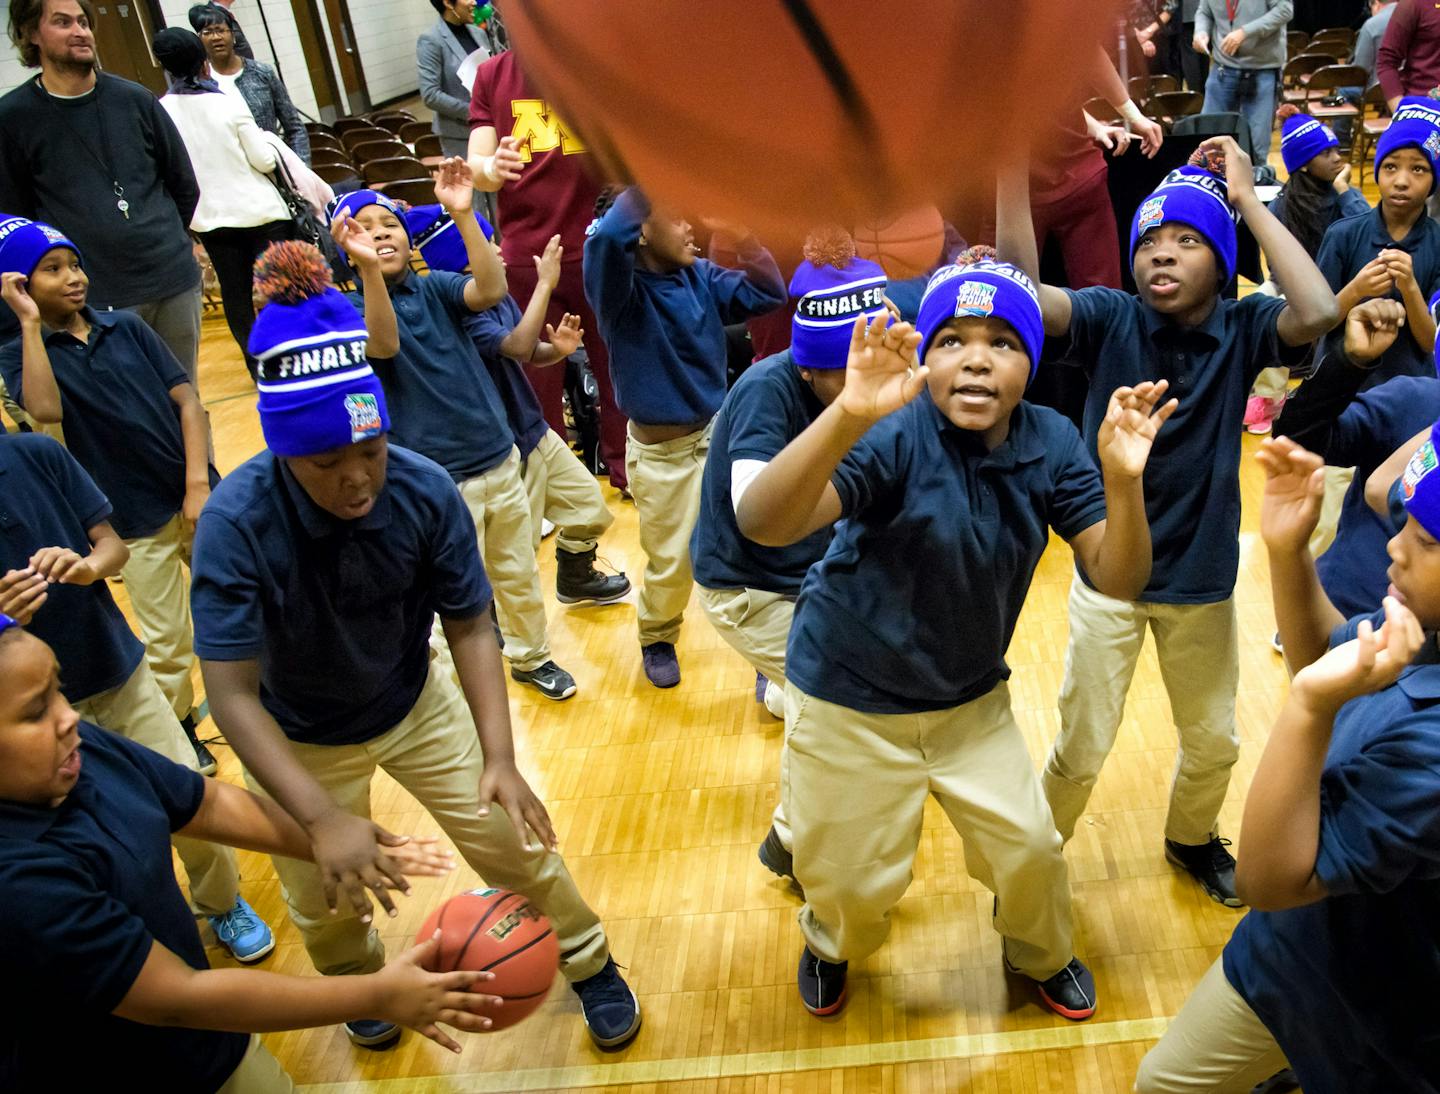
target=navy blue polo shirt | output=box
[0,434,142,702]
[1316,206,1440,384]
[692,352,832,595]
[1317,376,1440,617]
[786,398,1107,714]
[348,270,514,482]
[1223,614,1440,1094]
[191,443,493,745]
[0,308,214,540]
[1063,287,1302,604]
[0,723,247,1092]
[463,296,549,458]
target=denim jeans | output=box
[1202,63,1279,161]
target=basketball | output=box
[500,0,1123,242]
[852,205,946,280]
[418,888,560,1031]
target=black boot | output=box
[556,547,630,604]
[180,714,218,776]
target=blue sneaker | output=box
[344,1019,401,1049]
[570,958,642,1048]
[207,896,274,964]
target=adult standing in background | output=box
[189,3,309,163]
[468,46,629,492]
[1178,0,1210,92]
[1354,0,1398,90]
[1377,0,1440,111]
[1194,0,1292,161]
[0,0,204,387]
[191,0,253,60]
[417,0,492,160]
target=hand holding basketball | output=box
[838,313,927,424]
[478,760,557,852]
[372,933,504,1053]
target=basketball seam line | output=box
[450,891,515,972]
[479,927,555,973]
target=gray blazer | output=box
[416,18,489,142]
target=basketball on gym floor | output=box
[500,0,1123,242]
[418,888,560,1031]
[853,205,945,279]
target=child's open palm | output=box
[533,233,564,288]
[1292,596,1424,714]
[433,156,475,213]
[1257,436,1326,553]
[546,313,584,357]
[837,314,927,423]
[331,214,380,270]
[1096,380,1176,479]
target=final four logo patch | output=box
[1402,439,1438,501]
[1426,131,1440,160]
[345,392,382,441]
[953,280,997,318]
[1138,196,1166,234]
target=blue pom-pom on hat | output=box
[1279,113,1339,175]
[404,204,495,274]
[0,216,82,278]
[788,247,887,370]
[1129,166,1238,285]
[915,258,1044,377]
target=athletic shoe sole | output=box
[582,989,643,1049]
[1038,985,1095,1021]
[556,586,631,605]
[345,1025,402,1049]
[1164,846,1243,908]
[510,671,578,701]
[225,935,276,964]
[801,985,847,1017]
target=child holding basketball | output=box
[0,615,500,1092]
[691,228,888,887]
[1135,428,1440,1092]
[584,186,785,688]
[999,136,1338,906]
[193,243,641,1051]
[738,254,1175,1020]
[329,162,579,701]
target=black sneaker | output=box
[180,714,217,776]
[1035,957,1097,1021]
[797,945,847,1016]
[1165,836,1242,908]
[344,1019,401,1049]
[556,547,631,604]
[570,957,642,1048]
[510,660,578,700]
[757,825,802,895]
[641,642,680,688]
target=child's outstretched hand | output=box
[533,233,563,289]
[433,156,475,213]
[1344,297,1406,363]
[373,933,504,1053]
[0,272,39,326]
[1196,135,1255,206]
[837,313,926,423]
[1257,435,1326,554]
[1291,595,1424,715]
[1096,380,1177,480]
[545,313,583,358]
[331,214,380,271]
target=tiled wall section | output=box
[348,0,431,106]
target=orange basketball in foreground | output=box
[853,205,946,279]
[502,0,1123,243]
[418,888,560,1031]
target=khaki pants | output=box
[72,662,240,917]
[625,422,711,645]
[455,447,550,673]
[1134,958,1289,1093]
[216,1034,296,1093]
[1045,579,1240,846]
[698,584,795,847]
[522,428,614,555]
[1308,465,1354,560]
[787,681,1073,979]
[246,660,609,981]
[123,513,197,720]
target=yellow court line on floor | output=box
[299,1016,1171,1092]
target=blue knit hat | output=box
[788,230,887,370]
[328,190,410,238]
[248,241,389,458]
[1279,114,1339,175]
[1401,421,1440,539]
[0,216,82,278]
[915,256,1043,376]
[403,204,495,274]
[1375,97,1440,192]
[1129,166,1238,285]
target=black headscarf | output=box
[151,27,220,95]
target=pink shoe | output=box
[1244,395,1283,435]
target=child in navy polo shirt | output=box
[193,243,641,1051]
[1136,428,1440,1092]
[584,186,785,688]
[0,616,502,1093]
[999,136,1339,906]
[738,256,1176,1021]
[691,229,888,890]
[0,431,270,963]
[0,216,218,771]
[329,161,579,702]
[406,203,631,607]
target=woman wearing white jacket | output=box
[152,27,293,380]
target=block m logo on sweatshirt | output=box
[509,99,588,161]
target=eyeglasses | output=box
[198,25,230,37]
